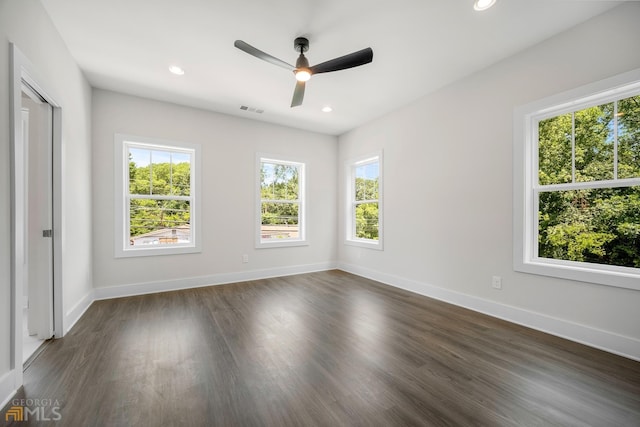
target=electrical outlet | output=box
[242,254,249,263]
[492,275,502,290]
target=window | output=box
[256,155,306,248]
[346,151,383,249]
[114,134,201,257]
[514,70,640,290]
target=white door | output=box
[22,86,54,340]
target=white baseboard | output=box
[0,369,17,413]
[63,262,336,336]
[61,260,639,361]
[12,263,336,410]
[64,290,96,335]
[338,262,640,362]
[93,261,337,301]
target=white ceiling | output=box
[41,0,622,135]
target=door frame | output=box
[9,43,63,388]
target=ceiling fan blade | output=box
[310,47,373,75]
[291,81,305,107]
[234,40,295,71]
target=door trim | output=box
[9,43,64,391]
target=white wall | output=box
[0,5,637,410]
[338,3,640,358]
[0,0,93,405]
[92,90,337,293]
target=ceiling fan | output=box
[234,37,373,108]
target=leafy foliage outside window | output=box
[353,160,380,240]
[260,160,302,242]
[127,146,193,246]
[537,94,640,268]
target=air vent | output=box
[240,105,264,114]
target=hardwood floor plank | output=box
[3,270,639,426]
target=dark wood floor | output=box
[3,270,640,426]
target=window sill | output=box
[256,240,308,249]
[345,239,383,251]
[515,258,640,291]
[115,245,201,258]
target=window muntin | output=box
[115,135,201,257]
[514,71,640,290]
[346,152,383,249]
[536,94,640,269]
[257,156,306,248]
[618,95,640,179]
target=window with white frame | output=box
[115,134,201,257]
[346,152,383,249]
[256,155,306,248]
[514,70,640,290]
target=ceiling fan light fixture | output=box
[474,0,496,11]
[294,51,311,82]
[295,69,311,82]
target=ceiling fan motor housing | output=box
[294,37,309,53]
[296,54,310,69]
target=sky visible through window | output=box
[356,162,379,183]
[261,162,297,186]
[129,147,190,166]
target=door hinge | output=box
[42,229,53,238]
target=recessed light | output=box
[474,0,496,11]
[169,65,185,75]
[322,106,333,113]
